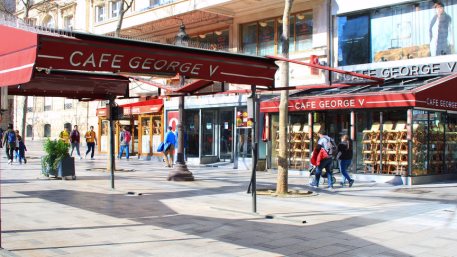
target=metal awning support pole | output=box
[108,97,116,189]
[250,84,258,213]
[167,75,194,181]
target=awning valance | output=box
[261,74,457,113]
[96,99,163,116]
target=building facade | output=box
[261,0,457,184]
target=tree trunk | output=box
[114,1,125,37]
[276,0,293,195]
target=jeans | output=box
[86,142,95,158]
[5,143,14,161]
[119,145,129,159]
[339,159,353,184]
[71,142,81,157]
[315,158,333,188]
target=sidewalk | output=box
[0,142,456,257]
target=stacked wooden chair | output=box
[362,122,380,173]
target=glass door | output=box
[220,110,233,161]
[140,116,152,155]
[202,110,216,156]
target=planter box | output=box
[57,156,75,178]
[42,156,75,179]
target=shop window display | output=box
[412,110,456,176]
[271,114,311,170]
[446,113,457,172]
[359,110,407,175]
[338,1,457,66]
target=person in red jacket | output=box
[310,144,333,189]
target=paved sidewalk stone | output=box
[0,140,456,256]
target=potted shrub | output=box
[41,139,76,179]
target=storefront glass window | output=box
[357,110,407,175]
[141,117,151,154]
[446,113,457,172]
[220,110,233,160]
[429,112,446,174]
[100,120,109,153]
[184,110,199,158]
[271,114,279,169]
[412,110,428,175]
[339,1,457,66]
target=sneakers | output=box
[24,158,27,164]
[309,182,318,187]
[340,181,345,187]
[328,187,335,191]
[91,157,95,160]
[7,159,12,165]
[349,180,354,187]
[79,156,83,160]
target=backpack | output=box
[7,131,16,144]
[124,131,131,143]
[324,136,338,159]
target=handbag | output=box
[157,142,164,152]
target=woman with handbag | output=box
[338,135,354,187]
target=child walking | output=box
[17,136,27,164]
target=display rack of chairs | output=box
[362,122,380,173]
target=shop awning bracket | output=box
[266,55,385,84]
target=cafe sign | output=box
[340,61,457,80]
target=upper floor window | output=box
[111,1,121,18]
[44,97,52,111]
[42,15,55,28]
[190,30,229,51]
[96,5,106,22]
[64,98,73,110]
[241,11,313,56]
[150,0,175,7]
[337,14,370,66]
[26,97,34,112]
[64,15,73,30]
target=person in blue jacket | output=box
[163,126,177,168]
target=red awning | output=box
[8,71,130,99]
[0,25,278,89]
[0,25,37,87]
[260,74,457,113]
[96,99,163,116]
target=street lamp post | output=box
[167,23,194,181]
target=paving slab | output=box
[0,141,456,256]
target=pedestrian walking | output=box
[17,135,27,164]
[310,144,331,188]
[0,128,3,148]
[338,135,354,187]
[118,126,131,160]
[14,130,20,162]
[2,124,16,165]
[70,125,82,159]
[85,126,97,160]
[311,130,336,189]
[59,127,70,144]
[163,126,176,168]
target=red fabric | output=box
[310,148,329,166]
